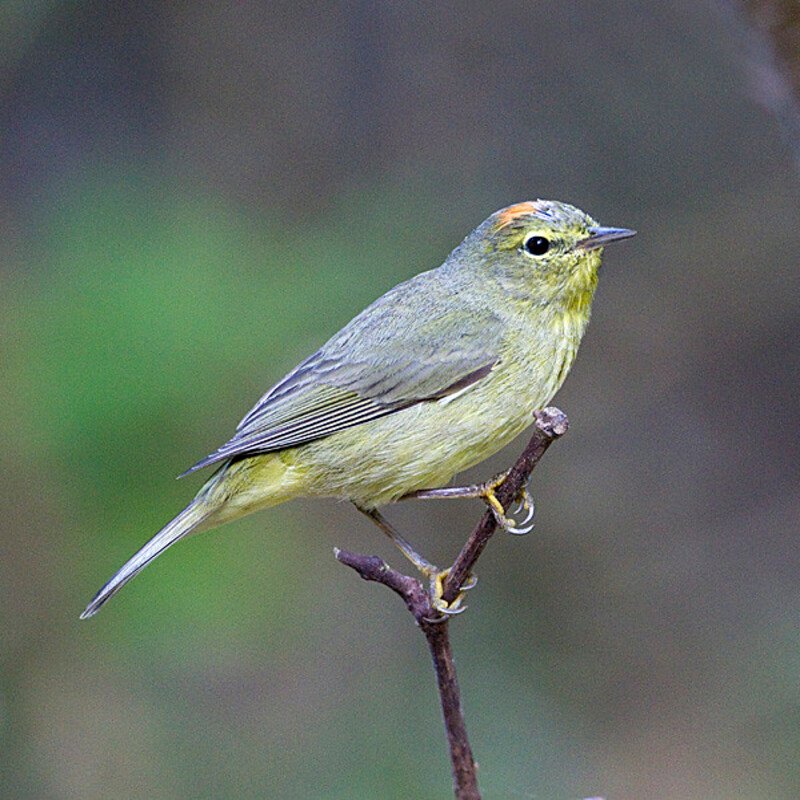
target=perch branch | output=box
[335,407,569,800]
[441,407,568,607]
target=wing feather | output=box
[181,272,504,476]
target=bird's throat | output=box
[561,260,598,326]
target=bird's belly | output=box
[288,362,557,508]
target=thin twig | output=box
[335,407,569,800]
[332,548,430,621]
[423,621,480,799]
[441,407,568,607]
[333,548,481,799]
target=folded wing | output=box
[182,276,503,475]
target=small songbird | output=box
[81,200,635,619]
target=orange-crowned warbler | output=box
[81,200,634,619]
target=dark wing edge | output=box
[178,359,496,477]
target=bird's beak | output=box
[577,226,637,251]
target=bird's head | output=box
[461,200,635,308]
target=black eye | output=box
[523,236,550,256]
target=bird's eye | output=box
[523,235,550,256]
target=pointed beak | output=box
[577,226,637,251]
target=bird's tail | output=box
[81,452,302,619]
[80,498,212,620]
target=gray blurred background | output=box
[2,2,799,798]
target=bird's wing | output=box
[181,284,503,475]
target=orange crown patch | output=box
[494,201,543,231]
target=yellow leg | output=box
[401,472,535,535]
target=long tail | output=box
[80,499,212,619]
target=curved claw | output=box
[460,574,478,591]
[437,601,468,616]
[490,507,535,536]
[517,499,535,527]
[424,598,468,624]
[505,521,534,535]
[489,509,526,533]
[504,486,535,533]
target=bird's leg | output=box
[355,505,437,574]
[401,472,535,535]
[353,504,474,617]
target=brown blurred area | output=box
[1,3,799,798]
[742,0,800,93]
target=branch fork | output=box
[335,407,569,800]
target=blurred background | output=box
[2,2,799,798]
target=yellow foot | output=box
[423,567,478,623]
[400,476,535,534]
[480,474,535,535]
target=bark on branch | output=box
[335,407,569,800]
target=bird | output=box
[80,199,635,620]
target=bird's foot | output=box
[422,566,478,623]
[480,473,535,535]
